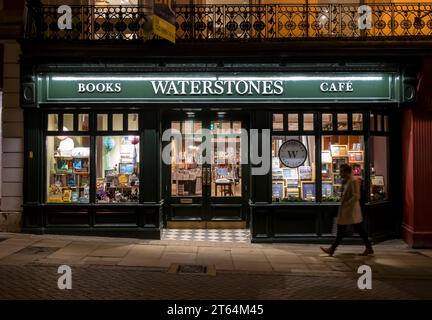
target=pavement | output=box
[0,232,432,299]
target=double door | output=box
[163,111,249,226]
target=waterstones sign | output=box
[38,73,398,103]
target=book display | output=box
[271,138,315,201]
[47,136,90,203]
[321,136,365,201]
[96,136,140,203]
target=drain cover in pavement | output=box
[168,263,216,276]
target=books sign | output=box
[278,140,308,168]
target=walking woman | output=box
[320,164,374,256]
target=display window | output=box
[272,135,316,202]
[271,111,388,204]
[45,112,140,204]
[46,135,91,203]
[321,135,364,202]
[96,135,140,203]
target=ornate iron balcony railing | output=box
[25,3,432,41]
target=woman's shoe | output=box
[320,246,335,256]
[359,247,374,256]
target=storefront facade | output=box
[17,1,432,246]
[19,55,414,242]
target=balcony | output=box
[25,3,432,41]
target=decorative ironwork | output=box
[25,3,432,41]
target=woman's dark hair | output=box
[340,163,352,173]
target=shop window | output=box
[78,114,89,131]
[322,113,333,131]
[95,136,140,203]
[287,113,299,131]
[272,113,283,131]
[370,136,389,201]
[63,114,74,131]
[46,136,90,203]
[303,113,314,131]
[272,136,316,202]
[128,113,139,131]
[321,135,364,202]
[47,114,58,131]
[113,114,123,131]
[337,113,348,131]
[97,114,108,131]
[211,121,242,197]
[171,120,202,197]
[352,113,363,131]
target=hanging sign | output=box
[278,140,308,168]
[153,0,176,43]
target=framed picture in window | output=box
[272,182,284,199]
[371,175,385,186]
[330,144,348,157]
[322,182,333,197]
[301,182,316,200]
[119,163,134,174]
[321,151,332,163]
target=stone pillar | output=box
[0,41,23,232]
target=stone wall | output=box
[0,40,23,232]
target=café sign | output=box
[38,73,398,103]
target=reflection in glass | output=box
[171,121,202,197]
[211,121,242,197]
[96,136,140,203]
[271,136,315,202]
[46,136,90,203]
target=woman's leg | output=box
[353,223,372,249]
[331,224,347,251]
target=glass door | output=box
[164,112,248,224]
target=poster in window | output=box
[322,182,333,197]
[272,183,284,199]
[299,166,312,180]
[301,182,316,200]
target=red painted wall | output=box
[402,60,432,248]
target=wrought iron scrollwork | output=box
[25,3,432,41]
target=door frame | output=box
[162,109,250,226]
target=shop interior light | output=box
[51,76,218,81]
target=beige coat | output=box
[336,176,363,225]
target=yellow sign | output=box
[153,0,176,43]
